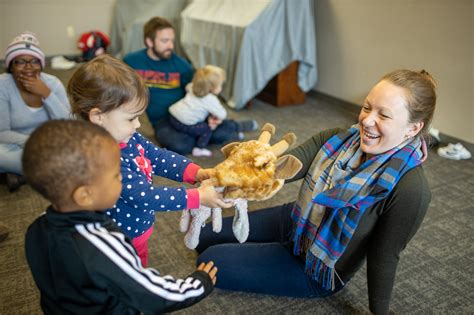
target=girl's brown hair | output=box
[382,69,437,137]
[67,54,148,120]
[192,65,226,97]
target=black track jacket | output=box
[25,207,213,314]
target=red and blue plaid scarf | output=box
[291,126,425,290]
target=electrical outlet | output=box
[66,26,75,39]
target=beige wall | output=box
[314,0,473,143]
[1,0,472,142]
[0,2,5,53]
[0,0,116,56]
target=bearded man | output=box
[124,17,195,153]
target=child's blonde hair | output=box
[192,65,226,97]
[68,54,149,121]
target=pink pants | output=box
[131,226,154,267]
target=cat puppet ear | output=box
[220,142,239,158]
[274,155,302,180]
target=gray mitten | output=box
[211,187,224,233]
[212,207,222,233]
[183,207,211,249]
[232,199,249,243]
[179,209,191,233]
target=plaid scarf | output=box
[290,125,425,290]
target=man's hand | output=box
[197,261,218,285]
[19,74,51,98]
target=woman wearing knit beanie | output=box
[0,31,71,192]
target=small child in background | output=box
[23,120,217,314]
[169,65,258,157]
[68,55,231,267]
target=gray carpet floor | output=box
[0,67,473,314]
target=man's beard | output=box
[152,46,173,60]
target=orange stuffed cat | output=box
[180,123,302,249]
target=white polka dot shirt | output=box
[106,133,199,239]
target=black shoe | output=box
[237,120,259,132]
[0,223,9,243]
[5,173,26,192]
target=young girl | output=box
[68,55,231,266]
[168,65,258,157]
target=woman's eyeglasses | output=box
[12,59,42,67]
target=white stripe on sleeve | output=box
[75,223,205,301]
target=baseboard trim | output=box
[308,90,360,119]
[0,54,81,68]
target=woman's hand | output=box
[198,181,232,209]
[196,168,216,182]
[19,74,51,98]
[197,261,218,285]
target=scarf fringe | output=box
[292,230,302,255]
[304,253,346,291]
[291,221,315,256]
[293,226,342,291]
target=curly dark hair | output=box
[22,120,117,206]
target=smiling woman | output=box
[360,81,422,156]
[196,69,437,315]
[0,31,71,192]
[359,70,436,157]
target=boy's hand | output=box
[197,261,218,285]
[198,182,232,209]
[196,168,215,182]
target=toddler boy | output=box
[23,120,217,314]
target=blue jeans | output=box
[154,116,240,155]
[169,115,212,148]
[196,203,344,298]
